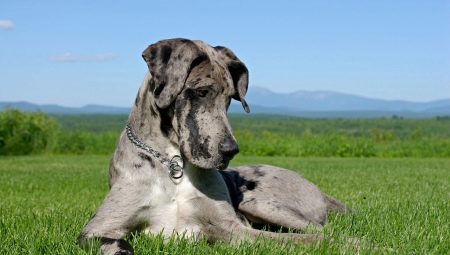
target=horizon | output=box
[3,85,450,109]
[1,1,449,107]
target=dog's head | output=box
[142,38,249,170]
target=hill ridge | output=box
[1,87,449,118]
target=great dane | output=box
[78,38,346,254]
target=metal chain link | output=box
[126,124,183,179]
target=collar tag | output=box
[169,155,183,179]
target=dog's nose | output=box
[219,138,239,158]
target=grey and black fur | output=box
[78,38,347,255]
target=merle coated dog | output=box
[78,38,346,254]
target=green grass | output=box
[1,155,449,254]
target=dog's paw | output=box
[101,238,134,255]
[114,250,134,255]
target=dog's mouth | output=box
[187,159,230,171]
[181,153,231,170]
[217,162,228,171]
[180,142,236,170]
[217,157,232,170]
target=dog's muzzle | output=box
[217,138,239,170]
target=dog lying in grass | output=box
[78,38,347,254]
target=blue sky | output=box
[1,0,449,107]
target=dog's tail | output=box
[324,194,349,214]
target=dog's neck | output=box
[127,72,181,161]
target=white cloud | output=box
[49,52,117,62]
[0,19,14,30]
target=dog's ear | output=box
[214,46,250,113]
[142,38,206,109]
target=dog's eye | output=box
[195,89,209,97]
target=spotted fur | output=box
[78,39,346,255]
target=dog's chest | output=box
[145,167,231,237]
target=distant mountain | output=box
[245,87,450,113]
[1,87,449,118]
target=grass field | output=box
[1,155,449,254]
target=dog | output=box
[78,38,346,254]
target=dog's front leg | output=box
[78,179,151,255]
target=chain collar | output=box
[125,124,183,180]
